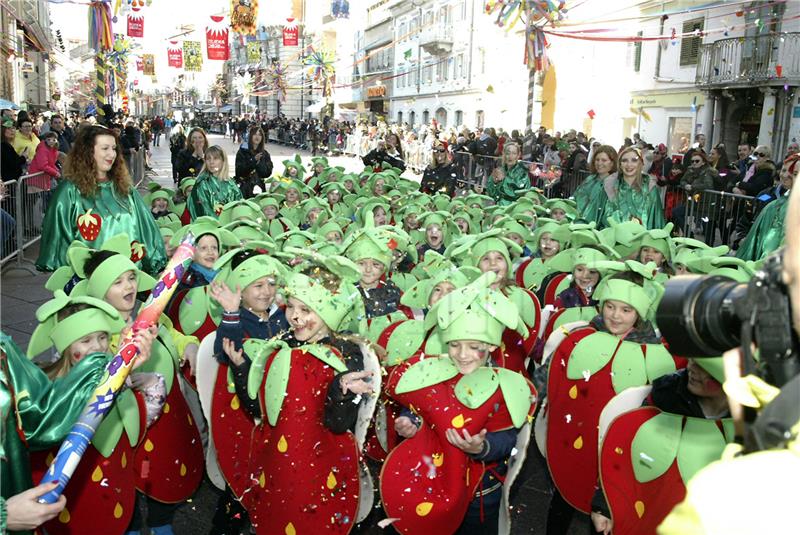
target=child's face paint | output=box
[447,340,495,375]
[67,331,110,365]
[286,296,330,342]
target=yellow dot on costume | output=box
[634,500,645,518]
[614,447,623,455]
[163,402,170,414]
[121,452,127,468]
[432,453,444,467]
[573,436,583,450]
[277,435,288,453]
[187,414,193,426]
[285,522,296,535]
[91,466,104,482]
[326,471,337,490]
[569,385,578,399]
[46,452,55,465]
[180,463,187,476]
[114,503,124,519]
[144,439,154,452]
[58,507,71,523]
[416,502,434,516]
[259,472,266,488]
[451,414,465,428]
[231,395,240,410]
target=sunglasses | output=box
[434,148,446,153]
[691,159,703,164]
[754,152,767,157]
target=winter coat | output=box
[175,149,205,179]
[362,148,406,172]
[1,141,25,182]
[680,164,718,192]
[235,143,273,198]
[420,162,461,196]
[736,161,776,196]
[486,161,531,205]
[27,142,60,191]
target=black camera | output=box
[657,251,800,388]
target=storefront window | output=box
[668,117,693,155]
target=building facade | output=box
[1,0,54,110]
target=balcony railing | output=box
[696,32,800,86]
[420,25,453,55]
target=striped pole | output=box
[96,52,106,119]
[526,67,535,131]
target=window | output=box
[423,110,430,124]
[680,18,703,66]
[436,62,444,82]
[409,17,418,36]
[455,110,463,126]
[409,111,416,126]
[457,53,464,78]
[459,0,467,21]
[476,110,484,129]
[445,57,453,80]
[398,111,403,124]
[435,107,447,127]
[399,23,406,41]
[634,31,642,72]
[668,117,694,155]
[424,65,432,84]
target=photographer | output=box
[657,179,800,533]
[362,133,406,172]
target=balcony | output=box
[696,33,800,87]
[420,26,453,55]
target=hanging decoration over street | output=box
[265,61,288,102]
[89,1,114,120]
[184,41,203,72]
[246,41,261,63]
[207,15,230,60]
[230,0,258,35]
[168,41,183,68]
[283,18,299,46]
[136,57,143,71]
[234,72,254,101]
[142,53,155,75]
[127,13,144,38]
[303,46,336,97]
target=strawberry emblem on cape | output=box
[214,203,224,216]
[77,209,102,241]
[130,241,146,263]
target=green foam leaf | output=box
[395,356,459,394]
[263,347,292,426]
[385,320,427,367]
[566,332,620,381]
[610,341,648,393]
[631,412,682,483]
[302,344,349,373]
[455,367,499,409]
[676,418,728,484]
[497,368,533,428]
[644,343,677,383]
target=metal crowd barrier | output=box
[673,188,755,248]
[1,172,51,274]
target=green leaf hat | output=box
[400,266,482,309]
[28,290,126,357]
[213,248,288,293]
[170,219,239,251]
[591,260,664,321]
[635,223,675,260]
[67,234,156,300]
[218,199,263,226]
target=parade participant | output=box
[592,358,731,535]
[602,147,665,230]
[322,181,353,219]
[416,211,454,257]
[636,223,674,275]
[144,188,175,221]
[235,126,273,198]
[206,248,289,534]
[166,221,238,339]
[281,155,305,180]
[36,125,167,275]
[174,127,208,179]
[26,292,159,535]
[217,250,379,533]
[736,154,797,261]
[187,145,242,220]
[254,194,293,239]
[550,247,609,309]
[486,142,531,205]
[514,220,570,291]
[539,263,682,533]
[174,177,195,225]
[382,273,536,535]
[0,330,120,533]
[573,145,617,228]
[68,236,204,535]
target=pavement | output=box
[0,135,589,535]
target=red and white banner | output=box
[283,18,298,46]
[206,15,229,60]
[127,14,144,38]
[167,42,183,68]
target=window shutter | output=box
[680,18,704,66]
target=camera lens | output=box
[657,275,748,357]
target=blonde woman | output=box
[602,146,665,229]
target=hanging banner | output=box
[183,41,202,72]
[127,14,144,38]
[142,54,155,76]
[136,58,143,71]
[230,0,258,35]
[167,42,183,68]
[283,18,298,46]
[331,0,350,19]
[246,41,261,63]
[206,15,230,60]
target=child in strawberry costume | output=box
[382,272,536,535]
[215,250,380,534]
[26,293,160,535]
[66,234,204,535]
[514,220,570,291]
[37,125,166,275]
[187,145,243,220]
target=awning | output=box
[305,101,326,113]
[219,104,233,113]
[201,106,219,113]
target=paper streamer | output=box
[36,234,196,504]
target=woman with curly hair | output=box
[36,125,166,274]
